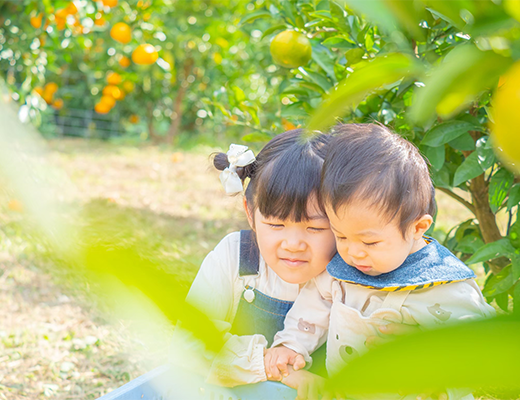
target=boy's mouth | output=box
[353,264,372,273]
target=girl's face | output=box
[247,196,337,284]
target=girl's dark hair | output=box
[213,129,331,222]
[322,123,436,236]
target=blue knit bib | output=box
[326,237,476,292]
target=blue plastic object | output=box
[97,364,297,400]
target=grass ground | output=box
[0,138,511,399]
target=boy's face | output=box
[326,200,428,276]
[247,196,337,284]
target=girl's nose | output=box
[281,235,306,252]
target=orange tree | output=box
[0,0,284,144]
[237,0,520,312]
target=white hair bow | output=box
[219,144,256,194]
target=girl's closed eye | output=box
[363,241,379,247]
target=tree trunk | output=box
[145,102,165,143]
[166,57,194,146]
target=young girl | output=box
[266,124,495,399]
[173,129,337,387]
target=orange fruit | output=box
[52,98,64,109]
[95,103,110,114]
[490,61,520,174]
[56,17,67,30]
[33,86,44,96]
[110,22,132,44]
[131,44,158,65]
[119,55,131,68]
[8,199,23,212]
[94,16,106,26]
[113,89,125,100]
[102,85,118,96]
[270,30,312,69]
[281,118,297,131]
[106,72,122,85]
[44,82,58,95]
[55,8,68,19]
[129,114,139,123]
[102,0,118,7]
[100,95,116,108]
[122,81,134,92]
[65,2,78,15]
[30,14,43,29]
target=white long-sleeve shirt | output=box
[171,231,308,387]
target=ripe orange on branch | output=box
[491,61,520,174]
[30,14,43,29]
[102,0,118,7]
[107,72,122,85]
[110,22,132,44]
[119,55,131,68]
[95,103,110,114]
[270,30,312,69]
[131,44,158,65]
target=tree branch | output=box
[436,187,476,215]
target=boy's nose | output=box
[346,243,366,259]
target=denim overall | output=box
[231,230,294,346]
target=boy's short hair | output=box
[321,123,436,236]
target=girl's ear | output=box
[412,214,433,239]
[243,197,255,230]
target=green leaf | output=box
[328,315,520,394]
[423,145,445,171]
[311,44,337,81]
[507,183,520,211]
[431,163,451,189]
[321,37,356,50]
[483,265,516,298]
[514,282,520,314]
[453,152,482,187]
[345,47,365,66]
[447,132,475,151]
[330,1,351,33]
[476,136,496,171]
[239,10,271,25]
[494,291,510,312]
[410,44,513,124]
[242,132,272,142]
[489,168,514,213]
[298,81,327,94]
[298,68,333,92]
[281,102,308,118]
[307,53,421,131]
[455,234,485,254]
[421,121,479,147]
[342,0,398,34]
[261,24,287,39]
[465,238,516,265]
[512,255,520,281]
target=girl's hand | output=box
[281,367,345,400]
[264,345,306,381]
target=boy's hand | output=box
[365,322,420,349]
[264,346,306,381]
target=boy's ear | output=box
[412,214,433,239]
[243,197,255,231]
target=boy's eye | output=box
[267,223,283,228]
[308,227,325,232]
[335,236,347,241]
[363,241,379,247]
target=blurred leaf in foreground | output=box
[328,315,520,395]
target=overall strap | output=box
[381,290,411,311]
[239,230,260,277]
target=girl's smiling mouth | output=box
[281,258,307,268]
